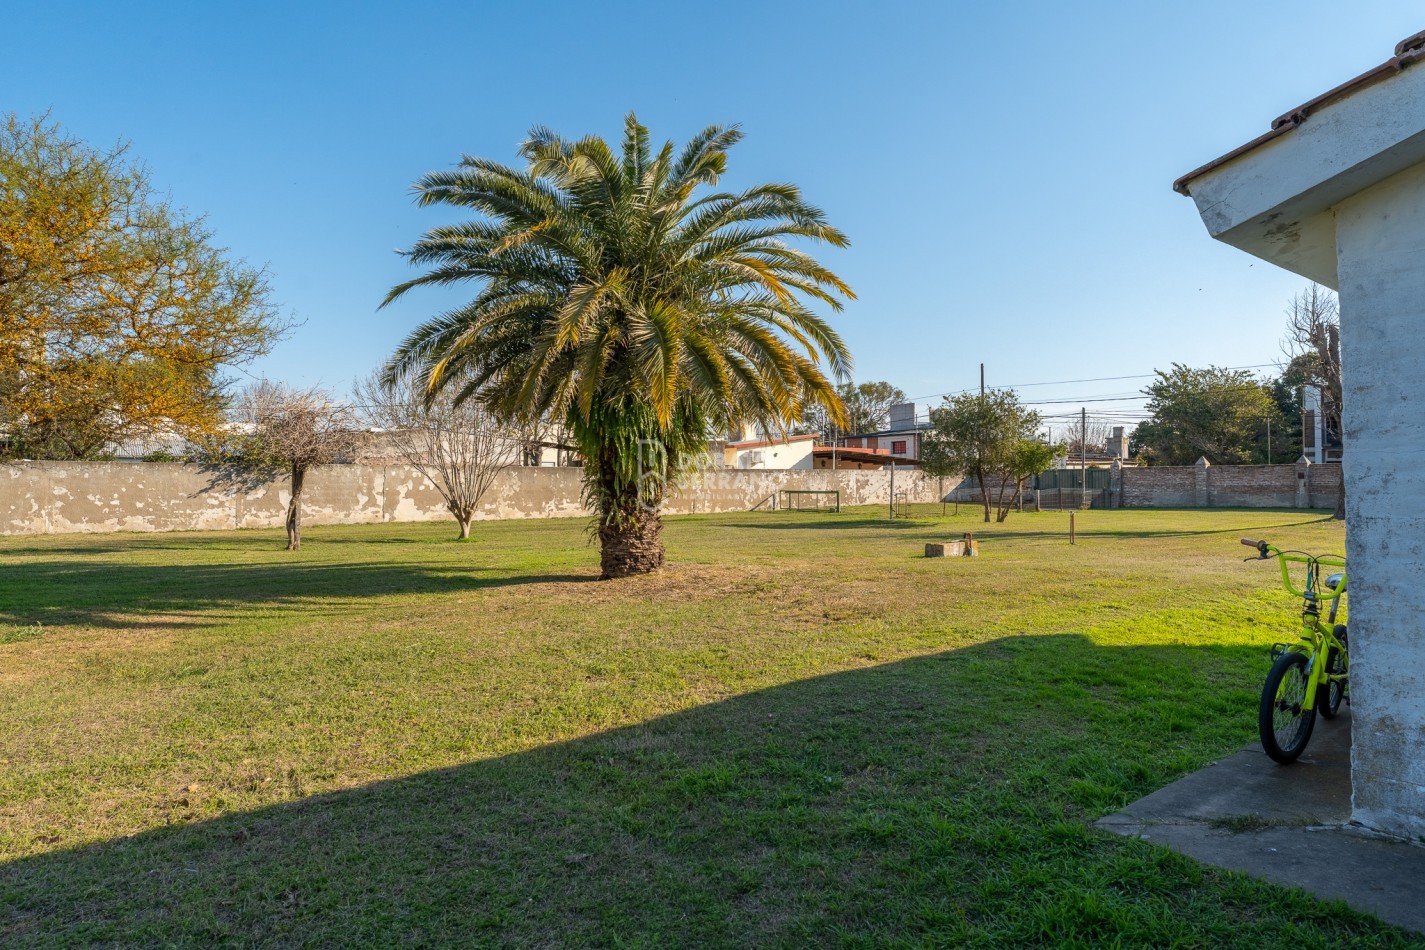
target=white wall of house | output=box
[1178,41,1425,839]
[1334,161,1425,839]
[727,436,816,470]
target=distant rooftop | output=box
[727,433,819,449]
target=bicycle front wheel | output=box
[1259,651,1317,763]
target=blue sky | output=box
[4,2,1420,429]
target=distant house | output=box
[725,433,818,469]
[725,403,931,470]
[837,401,929,462]
[1056,426,1135,469]
[108,431,193,461]
[358,427,582,467]
[1301,385,1342,463]
[811,445,917,470]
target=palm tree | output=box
[383,114,854,578]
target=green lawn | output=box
[0,506,1414,946]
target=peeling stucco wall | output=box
[0,462,948,535]
[1337,163,1425,841]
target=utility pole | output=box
[888,456,896,520]
[980,363,985,396]
[1267,415,1272,465]
[1081,407,1088,500]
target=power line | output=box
[905,362,1283,403]
[1022,395,1155,405]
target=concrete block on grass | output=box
[927,541,977,558]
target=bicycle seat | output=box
[1324,572,1346,594]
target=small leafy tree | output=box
[1006,439,1058,517]
[221,382,358,551]
[921,389,1051,523]
[355,369,521,540]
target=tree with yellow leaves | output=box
[0,114,283,459]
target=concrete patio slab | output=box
[1096,709,1425,936]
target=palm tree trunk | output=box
[598,508,665,579]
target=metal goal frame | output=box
[780,489,841,513]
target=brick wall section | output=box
[1120,462,1342,509]
[1120,466,1196,507]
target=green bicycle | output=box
[1240,538,1349,764]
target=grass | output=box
[0,505,1415,946]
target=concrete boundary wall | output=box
[0,461,949,536]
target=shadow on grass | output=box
[953,513,1339,544]
[0,635,1389,946]
[0,526,512,557]
[718,510,1334,541]
[0,560,597,629]
[715,516,928,531]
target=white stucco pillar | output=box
[1173,33,1425,839]
[1335,162,1425,839]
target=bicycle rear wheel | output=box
[1259,651,1317,763]
[1318,644,1347,720]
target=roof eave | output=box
[1174,30,1425,197]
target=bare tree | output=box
[1284,284,1344,519]
[355,369,521,540]
[513,415,555,467]
[225,382,359,550]
[1061,421,1113,457]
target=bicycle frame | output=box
[1247,541,1347,713]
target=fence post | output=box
[1110,458,1123,509]
[1194,456,1211,507]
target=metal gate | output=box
[1034,468,1112,510]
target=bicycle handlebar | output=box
[1245,540,1347,600]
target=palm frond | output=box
[386,116,854,523]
